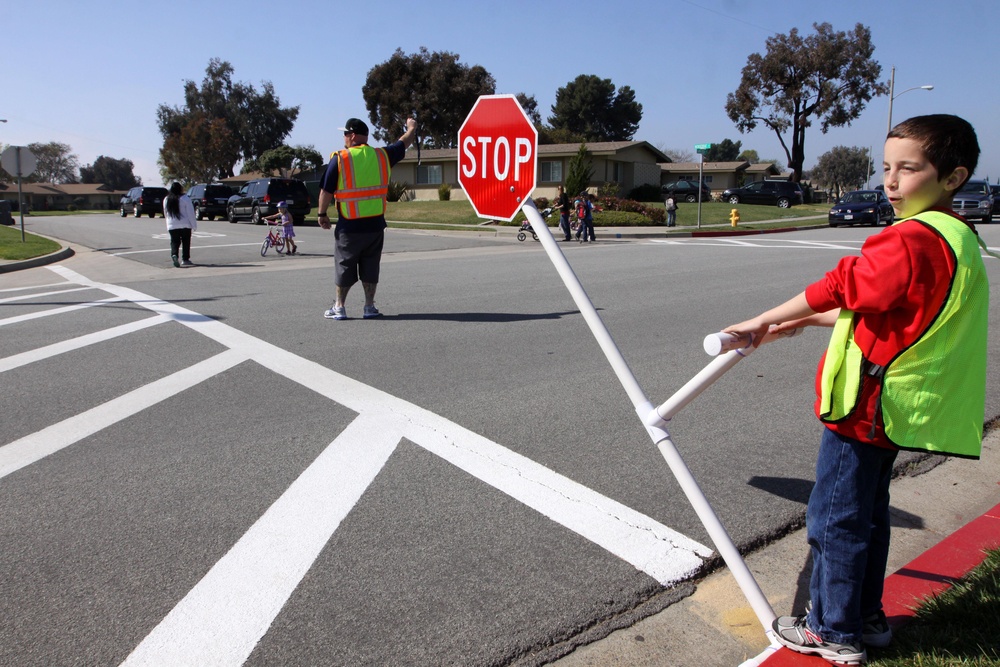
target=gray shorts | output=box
[334,229,384,287]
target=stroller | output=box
[516,207,555,242]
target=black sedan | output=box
[828,190,895,227]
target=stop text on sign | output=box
[461,136,534,182]
[457,94,538,221]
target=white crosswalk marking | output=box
[3,265,713,666]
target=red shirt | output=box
[803,210,966,445]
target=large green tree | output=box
[564,144,594,197]
[811,145,874,196]
[248,145,324,178]
[725,22,888,182]
[548,75,642,142]
[362,47,496,148]
[28,142,79,184]
[79,156,142,189]
[157,59,299,181]
[703,139,743,162]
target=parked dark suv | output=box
[722,180,804,208]
[661,180,713,203]
[951,179,993,224]
[120,186,169,218]
[227,178,311,224]
[187,183,234,221]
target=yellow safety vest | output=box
[334,145,391,219]
[818,211,989,459]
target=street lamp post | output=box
[886,66,934,135]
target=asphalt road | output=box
[3,214,999,666]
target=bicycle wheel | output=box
[260,238,270,257]
[274,235,285,254]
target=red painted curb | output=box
[759,501,1000,665]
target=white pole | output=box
[524,199,778,635]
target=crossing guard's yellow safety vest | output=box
[333,145,391,219]
[818,211,990,459]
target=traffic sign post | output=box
[458,95,538,221]
[0,145,38,242]
[693,143,712,229]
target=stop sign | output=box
[458,95,537,221]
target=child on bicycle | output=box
[263,202,297,255]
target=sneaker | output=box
[772,615,867,665]
[324,306,347,320]
[181,260,194,267]
[363,304,383,319]
[171,254,180,268]
[862,610,891,648]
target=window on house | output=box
[539,161,562,183]
[417,164,442,185]
[611,162,624,182]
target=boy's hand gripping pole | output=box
[523,198,785,637]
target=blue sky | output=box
[3,0,997,187]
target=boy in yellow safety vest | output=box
[723,115,991,665]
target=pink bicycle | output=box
[260,221,285,256]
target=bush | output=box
[593,210,663,227]
[438,183,451,201]
[387,181,409,202]
[598,182,621,198]
[628,184,662,202]
[599,196,666,224]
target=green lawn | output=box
[0,224,61,260]
[870,548,1000,666]
[385,199,831,229]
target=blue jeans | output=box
[806,428,897,644]
[666,210,676,227]
[559,213,571,239]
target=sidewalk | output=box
[545,429,1000,667]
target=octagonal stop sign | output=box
[458,95,538,221]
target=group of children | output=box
[726,114,991,665]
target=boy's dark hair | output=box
[887,114,979,188]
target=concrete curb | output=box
[0,244,74,274]
[550,430,1000,667]
[757,501,1000,666]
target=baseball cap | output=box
[339,118,370,135]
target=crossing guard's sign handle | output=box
[457,95,538,221]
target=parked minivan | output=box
[187,183,235,221]
[951,179,993,224]
[227,178,311,224]
[120,186,169,218]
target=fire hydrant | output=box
[729,208,740,227]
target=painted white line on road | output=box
[0,349,247,480]
[120,412,399,667]
[0,296,125,327]
[42,265,711,663]
[111,243,260,256]
[0,315,170,373]
[0,286,96,303]
[50,265,712,585]
[0,281,70,294]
